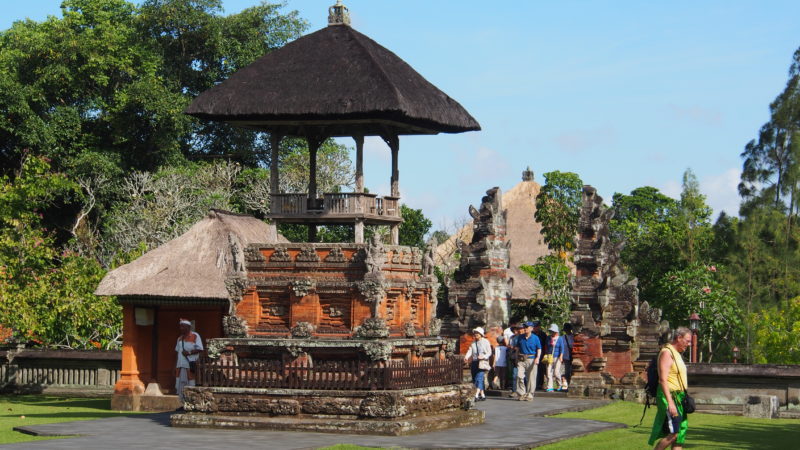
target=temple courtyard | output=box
[4,395,798,449]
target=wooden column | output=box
[386,134,400,197]
[268,133,282,239]
[269,133,282,194]
[112,305,145,408]
[307,137,321,200]
[354,219,364,244]
[354,135,364,193]
[391,224,399,245]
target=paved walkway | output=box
[11,396,623,449]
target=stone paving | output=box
[11,396,623,449]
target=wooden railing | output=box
[270,193,308,215]
[269,193,401,218]
[196,356,462,390]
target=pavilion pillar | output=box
[354,219,364,244]
[354,135,364,193]
[111,304,145,410]
[307,137,321,201]
[268,133,282,239]
[386,134,400,197]
[391,224,399,245]
[269,133,282,194]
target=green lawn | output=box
[540,401,800,449]
[0,395,139,444]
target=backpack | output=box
[635,355,659,427]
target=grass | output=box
[540,401,800,449]
[0,395,141,444]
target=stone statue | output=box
[364,234,386,275]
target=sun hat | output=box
[179,319,192,326]
[549,324,559,333]
[473,327,485,336]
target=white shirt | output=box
[175,331,203,369]
[494,345,508,367]
[464,337,492,361]
[503,327,515,344]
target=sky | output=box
[3,1,800,230]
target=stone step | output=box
[484,389,568,399]
[778,410,800,419]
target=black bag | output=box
[188,360,197,375]
[682,392,696,414]
[634,356,659,427]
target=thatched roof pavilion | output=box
[96,209,286,300]
[186,1,480,244]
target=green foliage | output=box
[398,204,432,248]
[534,171,583,254]
[656,262,743,362]
[750,297,800,364]
[518,255,572,326]
[611,171,715,311]
[0,157,118,349]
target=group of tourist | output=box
[463,318,575,402]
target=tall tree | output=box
[534,170,583,256]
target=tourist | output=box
[532,321,548,390]
[507,324,524,396]
[464,327,492,402]
[560,323,574,391]
[514,321,542,401]
[545,324,567,392]
[493,336,508,390]
[175,319,203,408]
[649,327,693,450]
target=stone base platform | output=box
[172,383,481,435]
[171,408,484,436]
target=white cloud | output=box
[364,136,390,162]
[657,168,741,217]
[666,104,723,126]
[700,168,741,217]
[553,127,616,154]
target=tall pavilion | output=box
[186,0,479,245]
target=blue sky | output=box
[4,1,800,229]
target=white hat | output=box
[549,324,559,333]
[473,327,485,336]
[179,319,192,326]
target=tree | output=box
[518,255,572,326]
[750,297,800,364]
[656,263,743,362]
[534,171,583,256]
[398,204,432,248]
[0,156,120,348]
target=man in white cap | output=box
[545,323,568,392]
[175,319,203,408]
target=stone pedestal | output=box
[172,384,482,435]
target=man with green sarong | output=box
[649,327,692,449]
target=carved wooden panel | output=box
[257,291,290,331]
[318,295,351,333]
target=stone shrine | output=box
[567,186,670,400]
[441,187,513,352]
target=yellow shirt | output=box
[659,344,688,392]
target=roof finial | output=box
[522,166,534,182]
[328,0,351,26]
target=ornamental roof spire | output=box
[328,0,351,26]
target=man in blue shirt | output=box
[514,321,542,401]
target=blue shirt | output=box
[552,335,568,359]
[516,333,542,358]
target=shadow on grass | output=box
[687,420,800,449]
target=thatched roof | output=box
[95,210,287,299]
[436,172,553,300]
[185,24,480,137]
